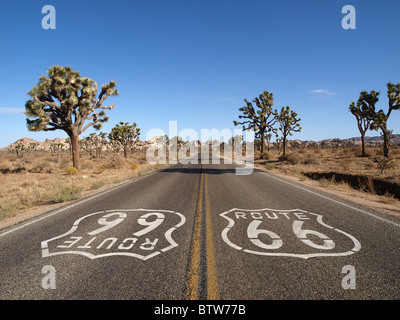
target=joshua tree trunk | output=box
[260,129,266,158]
[123,144,128,158]
[383,130,390,158]
[282,136,287,157]
[71,135,81,170]
[361,132,366,157]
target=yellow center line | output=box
[187,165,203,300]
[187,164,220,300]
[204,170,220,300]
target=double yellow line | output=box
[187,165,219,300]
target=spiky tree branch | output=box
[276,106,301,157]
[108,122,140,158]
[25,65,118,169]
[349,91,378,157]
[233,91,277,158]
[361,83,400,158]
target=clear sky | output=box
[0,0,399,148]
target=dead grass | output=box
[252,145,400,217]
[254,146,400,183]
[0,150,166,223]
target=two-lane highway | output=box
[0,155,399,300]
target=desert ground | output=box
[252,145,400,217]
[0,149,166,228]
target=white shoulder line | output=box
[262,171,400,228]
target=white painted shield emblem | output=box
[220,208,361,259]
[41,209,186,260]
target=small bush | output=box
[358,177,375,194]
[340,158,354,171]
[319,176,335,188]
[0,161,12,173]
[286,154,300,165]
[81,160,94,170]
[264,163,275,170]
[46,183,82,203]
[65,167,78,175]
[31,161,56,173]
[107,157,127,169]
[131,162,139,170]
[91,180,105,190]
[374,157,392,175]
[302,156,320,165]
[0,202,19,221]
[260,152,271,160]
[59,159,71,170]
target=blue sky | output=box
[0,0,399,148]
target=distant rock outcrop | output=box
[2,134,399,152]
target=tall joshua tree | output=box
[349,90,377,157]
[108,122,140,158]
[276,106,301,157]
[369,83,400,158]
[25,65,118,170]
[234,91,277,158]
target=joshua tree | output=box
[25,65,118,170]
[368,83,400,158]
[349,91,376,157]
[234,91,277,158]
[13,143,25,158]
[169,136,184,160]
[108,122,140,158]
[87,132,107,158]
[276,106,301,157]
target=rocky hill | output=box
[2,134,399,152]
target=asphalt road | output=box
[0,153,399,300]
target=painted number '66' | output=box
[87,212,165,236]
[247,220,335,250]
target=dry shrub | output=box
[45,182,82,203]
[319,176,335,188]
[13,160,28,172]
[358,177,375,194]
[91,180,105,190]
[265,163,275,170]
[131,162,139,170]
[65,167,78,175]
[286,154,300,165]
[302,156,320,165]
[59,159,71,170]
[0,161,12,173]
[260,152,271,160]
[137,152,147,162]
[80,160,94,170]
[0,201,19,221]
[374,157,392,175]
[106,157,127,169]
[381,192,398,204]
[340,158,354,171]
[31,161,56,173]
